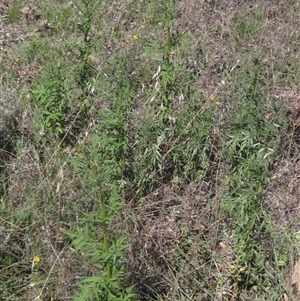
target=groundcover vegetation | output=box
[1,1,300,300]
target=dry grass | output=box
[1,1,300,300]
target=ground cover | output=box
[1,1,300,300]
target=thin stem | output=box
[166,0,172,66]
[100,189,111,280]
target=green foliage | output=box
[19,39,50,64]
[65,0,101,118]
[147,0,176,26]
[5,4,22,24]
[1,0,297,300]
[132,0,214,193]
[0,204,36,300]
[171,97,214,180]
[42,4,74,33]
[151,0,177,124]
[30,4,136,296]
[31,0,102,142]
[221,58,287,297]
[67,123,135,299]
[66,188,135,301]
[66,49,135,301]
[31,64,73,139]
[231,7,266,42]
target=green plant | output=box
[5,4,22,24]
[132,0,214,193]
[19,39,50,64]
[67,129,135,300]
[31,64,73,140]
[1,0,299,300]
[66,185,135,301]
[66,53,136,301]
[31,0,101,142]
[221,58,287,298]
[65,0,101,119]
[231,7,266,42]
[150,0,177,125]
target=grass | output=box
[1,0,300,300]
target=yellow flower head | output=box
[197,172,204,179]
[33,256,41,264]
[132,34,138,40]
[209,95,221,105]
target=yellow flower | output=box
[33,256,41,264]
[209,95,221,105]
[225,175,230,183]
[132,34,138,40]
[88,54,98,64]
[197,173,204,179]
[111,28,116,35]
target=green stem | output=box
[166,0,172,66]
[100,189,111,280]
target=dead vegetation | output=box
[1,1,300,300]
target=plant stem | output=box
[100,189,111,280]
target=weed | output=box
[30,0,101,143]
[221,58,288,298]
[66,51,136,300]
[31,64,73,140]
